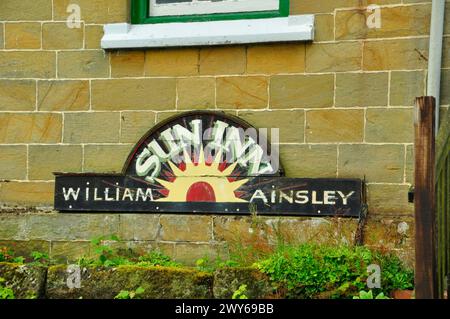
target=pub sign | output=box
[55,111,363,217]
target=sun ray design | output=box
[156,146,249,203]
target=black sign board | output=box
[54,111,363,217]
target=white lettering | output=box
[295,190,309,204]
[250,189,267,203]
[136,188,154,201]
[208,120,229,149]
[135,148,161,183]
[94,188,102,201]
[311,191,323,204]
[122,188,134,201]
[172,120,202,148]
[175,303,209,317]
[160,128,183,158]
[104,188,114,201]
[279,190,294,204]
[337,191,355,205]
[63,187,80,201]
[323,191,336,205]
[222,127,256,164]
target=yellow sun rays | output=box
[156,147,248,202]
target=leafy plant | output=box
[0,247,13,262]
[216,259,240,268]
[377,253,414,291]
[232,284,249,299]
[256,244,414,299]
[0,278,15,299]
[114,287,145,299]
[92,234,121,266]
[0,247,25,264]
[353,290,390,299]
[137,251,181,268]
[75,235,182,270]
[195,256,241,273]
[29,251,51,266]
[195,257,215,272]
[12,256,25,264]
[25,292,37,299]
[77,235,132,267]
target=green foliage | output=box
[25,292,37,299]
[0,247,25,264]
[256,244,414,299]
[377,254,414,291]
[1,247,53,265]
[75,235,180,269]
[232,284,249,299]
[29,251,51,266]
[0,237,414,301]
[136,251,181,268]
[11,256,25,264]
[114,287,145,299]
[91,235,130,267]
[0,247,13,262]
[195,256,241,273]
[353,290,390,299]
[76,256,94,267]
[216,259,241,268]
[195,257,214,273]
[0,278,15,300]
[77,235,132,267]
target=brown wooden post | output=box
[414,96,438,299]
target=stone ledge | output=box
[0,263,275,299]
[0,262,47,299]
[46,265,214,299]
[213,267,274,299]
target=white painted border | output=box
[149,0,279,17]
[101,15,314,49]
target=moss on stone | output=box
[0,262,47,299]
[46,264,214,299]
[213,267,275,299]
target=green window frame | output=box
[131,0,290,24]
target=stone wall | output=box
[0,262,274,299]
[0,212,414,267]
[1,0,449,264]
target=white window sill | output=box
[101,15,314,49]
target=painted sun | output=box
[156,148,248,203]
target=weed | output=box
[256,244,413,299]
[232,284,248,299]
[29,251,52,266]
[353,290,390,299]
[0,247,25,264]
[137,251,181,268]
[0,278,15,299]
[114,287,145,299]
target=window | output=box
[150,0,279,17]
[132,0,289,24]
[103,0,313,49]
